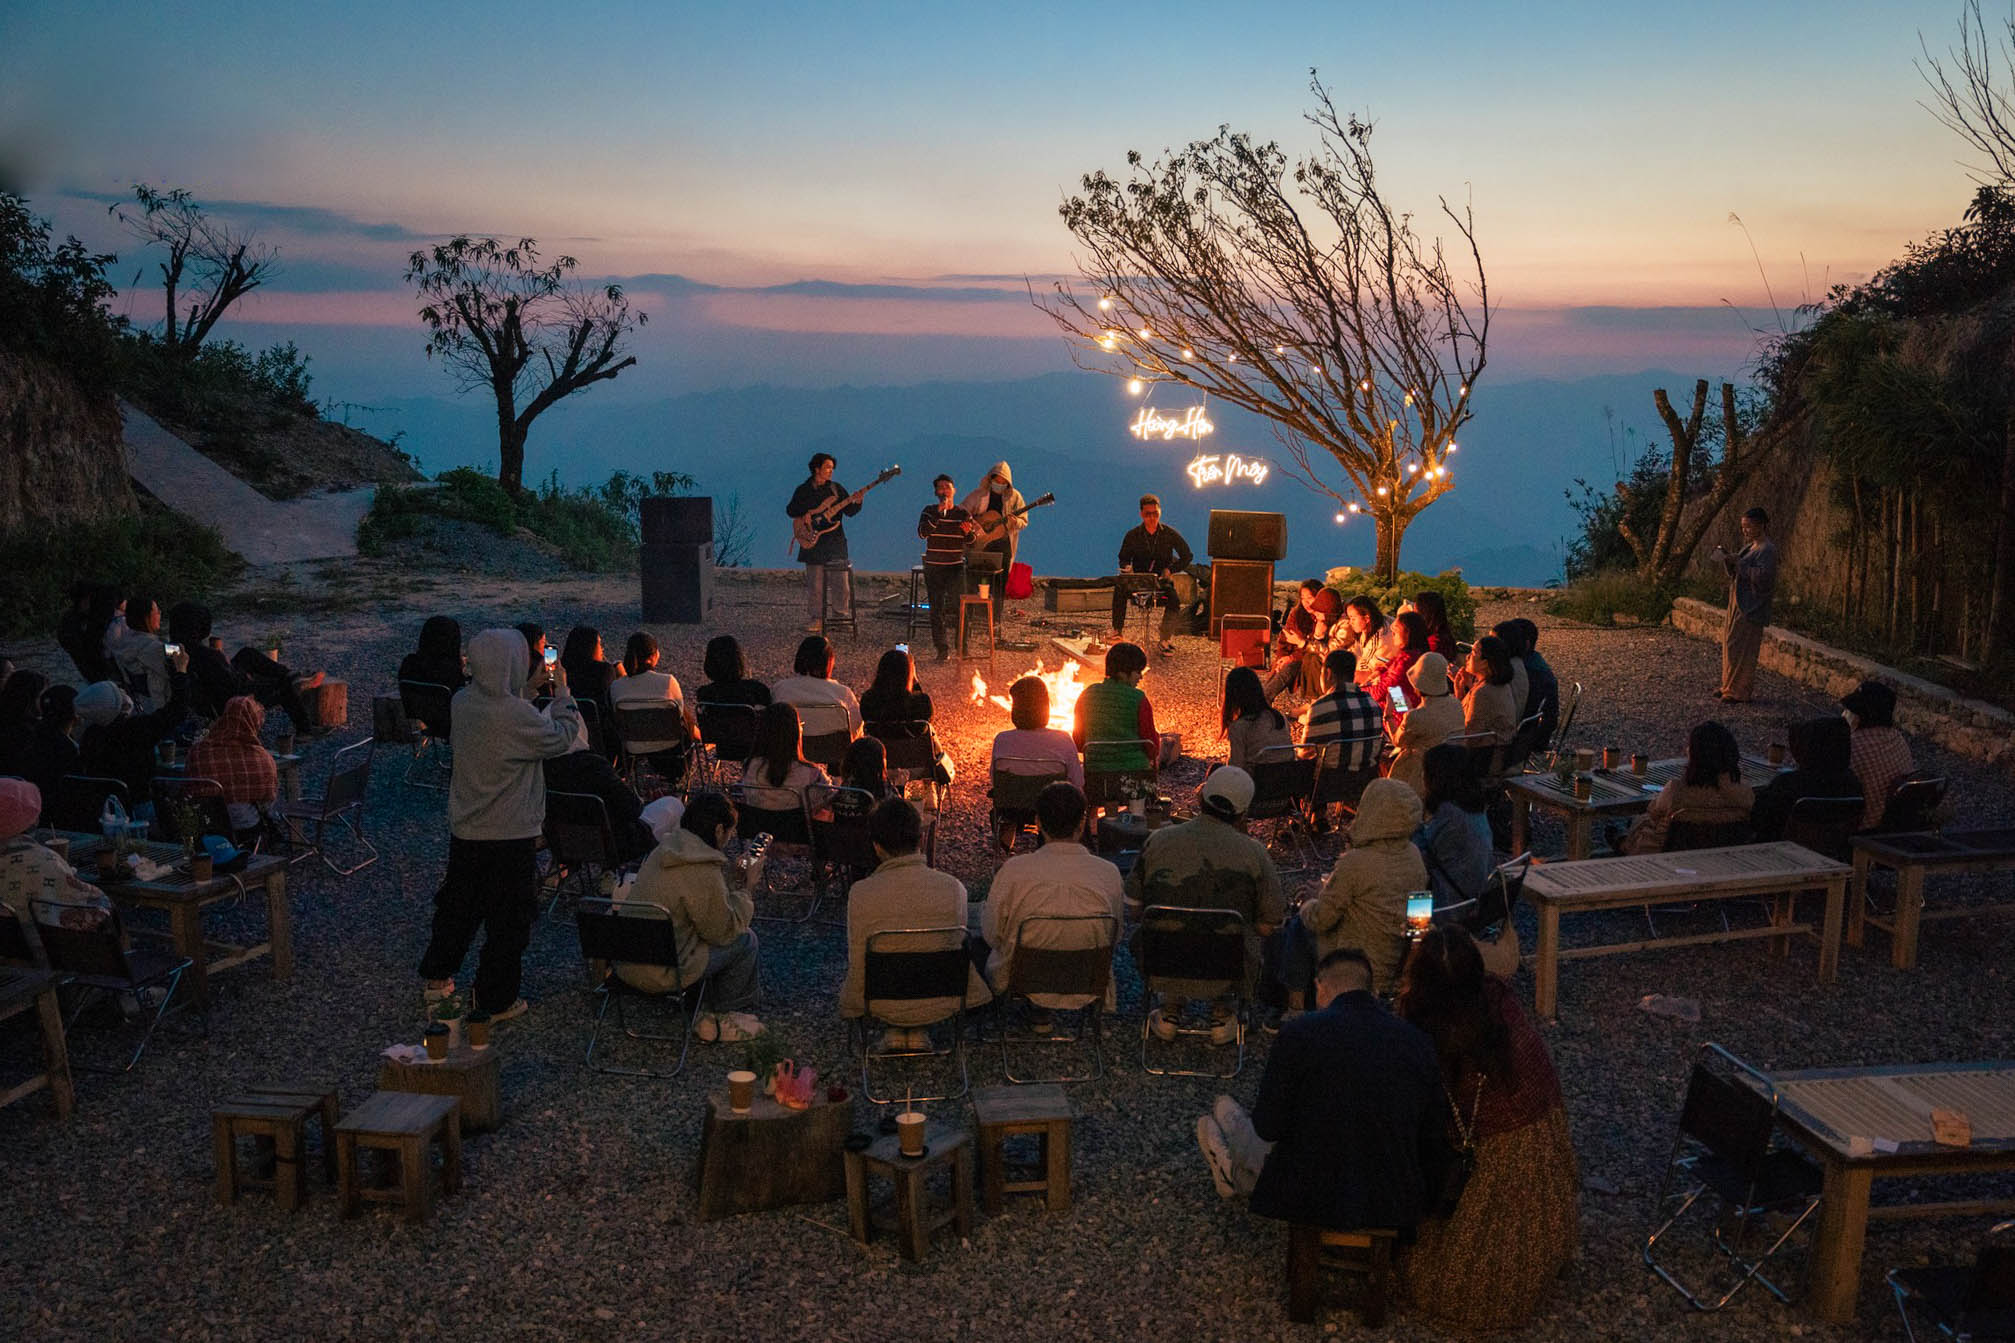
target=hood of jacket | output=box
[209,695,265,746]
[167,601,213,646]
[983,461,1013,488]
[417,615,463,665]
[1351,777,1423,845]
[466,628,529,698]
[652,825,728,871]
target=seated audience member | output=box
[740,702,831,813]
[1617,719,1754,855]
[170,602,323,730]
[1395,926,1579,1332]
[830,736,891,820]
[840,798,989,1050]
[772,635,862,739]
[0,778,114,931]
[1412,589,1459,659]
[0,670,49,775]
[990,676,1084,790]
[1751,716,1864,843]
[515,621,547,671]
[400,616,470,692]
[1458,634,1519,748]
[111,594,171,713]
[186,696,279,839]
[560,623,623,704]
[1490,620,1534,724]
[608,631,699,765]
[1387,653,1464,796]
[1125,766,1284,1040]
[1222,665,1291,772]
[544,719,655,863]
[1841,680,1914,830]
[612,789,765,1041]
[1415,745,1492,910]
[1341,595,1399,685]
[981,782,1126,1026]
[860,647,934,729]
[1509,618,1559,739]
[76,655,190,801]
[58,582,119,684]
[695,636,771,708]
[1363,610,1430,710]
[1194,947,1449,1229]
[1263,579,1342,701]
[1299,777,1426,995]
[20,686,80,808]
[1072,640,1159,776]
[1302,648,1383,772]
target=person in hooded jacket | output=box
[20,686,80,811]
[961,461,1028,625]
[1299,777,1427,994]
[612,789,766,1041]
[76,654,191,803]
[1751,716,1864,843]
[1386,653,1465,797]
[186,696,279,837]
[168,602,323,730]
[418,628,582,1021]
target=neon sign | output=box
[1130,405,1214,441]
[1187,453,1270,488]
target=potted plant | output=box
[431,992,467,1050]
[743,1033,789,1095]
[168,798,206,859]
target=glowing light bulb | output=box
[1459,383,1468,397]
[1348,503,1362,513]
[1376,485,1389,496]
[1403,393,1414,406]
[1098,296,1113,311]
[1359,379,1371,392]
[1448,442,1459,452]
[1127,378,1144,395]
[1334,512,1346,524]
[1181,348,1194,360]
[1227,353,1238,362]
[1408,463,1419,474]
[1138,327,1152,339]
[1274,344,1285,354]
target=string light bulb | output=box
[1127,378,1144,395]
[1334,512,1346,524]
[1359,379,1371,392]
[1349,503,1362,513]
[1408,462,1420,474]
[1459,383,1469,397]
[1138,327,1153,339]
[1098,296,1113,311]
[1403,392,1414,406]
[1181,348,1194,361]
[1274,344,1285,354]
[1227,353,1238,362]
[1376,485,1389,496]
[1448,442,1459,453]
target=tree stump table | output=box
[692,1092,852,1220]
[971,1084,1074,1212]
[377,1044,501,1133]
[843,1124,974,1261]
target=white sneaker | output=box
[1209,1015,1239,1047]
[715,1012,765,1042]
[489,997,530,1022]
[1148,1008,1178,1043]
[695,1012,720,1043]
[1196,1115,1238,1199]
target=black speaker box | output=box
[640,542,714,622]
[1207,509,1288,560]
[640,496,713,546]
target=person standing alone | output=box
[917,474,973,660]
[787,453,863,634]
[1716,506,1777,703]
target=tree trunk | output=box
[497,411,527,495]
[1984,406,2015,666]
[1375,514,1407,585]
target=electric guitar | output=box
[789,465,901,551]
[968,491,1055,549]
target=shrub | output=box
[0,506,242,638]
[1543,568,1679,627]
[357,467,671,572]
[1320,566,1478,640]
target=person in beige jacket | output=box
[1387,653,1465,796]
[1299,778,1427,994]
[841,798,990,1049]
[982,781,1125,1019]
[613,790,766,1043]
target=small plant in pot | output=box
[743,1032,789,1095]
[431,992,467,1050]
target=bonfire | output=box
[970,657,1086,731]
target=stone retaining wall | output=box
[1669,596,2015,766]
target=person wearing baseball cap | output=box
[1840,680,1914,829]
[916,473,975,661]
[1125,763,1285,1045]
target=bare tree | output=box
[712,491,753,568]
[1617,379,1778,583]
[111,184,276,356]
[1920,0,2015,184]
[404,236,645,494]
[1039,73,1488,583]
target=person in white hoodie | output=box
[419,628,582,1019]
[960,460,1028,624]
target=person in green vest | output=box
[1071,640,1160,777]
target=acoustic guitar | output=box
[968,491,1055,549]
[789,465,902,551]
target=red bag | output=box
[1005,561,1034,600]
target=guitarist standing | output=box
[786,453,863,632]
[960,460,1027,625]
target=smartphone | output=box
[894,643,908,653]
[543,646,559,667]
[1388,685,1411,713]
[163,642,183,656]
[1406,892,1434,928]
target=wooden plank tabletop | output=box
[1525,841,1850,906]
[1513,755,1783,814]
[57,831,285,899]
[1852,828,2015,864]
[1767,1062,2015,1157]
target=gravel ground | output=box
[3,568,2012,1342]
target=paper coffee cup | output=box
[896,1110,926,1156]
[728,1069,756,1114]
[1601,746,1619,770]
[1767,743,1786,765]
[1630,754,1648,775]
[46,837,69,863]
[978,582,990,599]
[1573,747,1595,771]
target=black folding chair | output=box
[542,790,623,921]
[1888,1220,2015,1343]
[867,719,938,781]
[1441,851,1533,933]
[1082,738,1156,814]
[730,782,819,922]
[31,900,199,1074]
[1642,1042,1823,1310]
[611,701,692,797]
[994,913,1117,1085]
[1644,811,1756,936]
[1548,681,1583,757]
[1247,743,1320,873]
[52,775,128,833]
[1309,733,1383,821]
[857,925,973,1104]
[1136,904,1250,1079]
[574,897,704,1079]
[150,776,234,847]
[1879,776,1950,835]
[808,784,879,909]
[695,701,760,786]
[397,678,455,789]
[1782,795,1865,862]
[989,757,1069,857]
[274,739,377,875]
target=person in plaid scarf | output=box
[187,695,278,836]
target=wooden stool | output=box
[1286,1224,1398,1326]
[957,596,996,672]
[971,1084,1073,1213]
[377,1044,501,1132]
[843,1124,974,1261]
[334,1092,462,1223]
[906,564,930,644]
[211,1083,338,1210]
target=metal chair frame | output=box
[31,899,201,1073]
[1782,795,1866,863]
[1887,1220,2015,1343]
[275,738,377,875]
[993,913,1117,1085]
[397,678,455,789]
[989,757,1070,856]
[857,925,973,1104]
[695,700,761,786]
[575,897,705,1079]
[730,782,821,922]
[1246,742,1322,873]
[610,700,693,796]
[53,774,129,833]
[542,789,623,921]
[808,783,880,913]
[1136,904,1250,1079]
[1643,810,1755,936]
[1082,738,1157,813]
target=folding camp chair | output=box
[989,757,1069,856]
[695,700,761,786]
[1888,1220,2015,1343]
[574,897,705,1079]
[994,913,1118,1085]
[1137,904,1250,1079]
[610,701,692,797]
[730,783,819,922]
[856,926,974,1104]
[808,784,880,908]
[397,679,455,788]
[32,900,199,1074]
[1246,743,1321,873]
[274,738,377,875]
[542,790,623,921]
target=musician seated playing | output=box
[1108,494,1195,656]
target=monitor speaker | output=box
[640,542,714,623]
[1206,509,1288,560]
[1209,559,1275,636]
[640,496,713,546]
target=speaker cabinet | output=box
[640,495,713,546]
[640,542,714,623]
[1206,509,1288,561]
[1209,559,1275,636]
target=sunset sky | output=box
[0,0,1986,400]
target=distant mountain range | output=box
[342,369,1702,586]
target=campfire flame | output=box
[970,657,1086,732]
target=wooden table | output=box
[1760,1061,2015,1324]
[1509,756,1783,860]
[378,1044,502,1132]
[63,832,292,1005]
[0,966,73,1120]
[1522,841,1850,1020]
[1849,828,2015,970]
[691,1091,852,1220]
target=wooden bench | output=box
[844,1124,974,1261]
[212,1083,339,1210]
[971,1084,1073,1213]
[335,1092,462,1222]
[0,967,73,1121]
[377,1044,501,1133]
[1849,828,2015,970]
[1523,842,1851,1020]
[1286,1225,1398,1325]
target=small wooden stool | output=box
[957,595,996,672]
[844,1125,974,1261]
[971,1084,1073,1213]
[335,1092,462,1223]
[377,1044,501,1132]
[212,1083,338,1210]
[1286,1224,1398,1325]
